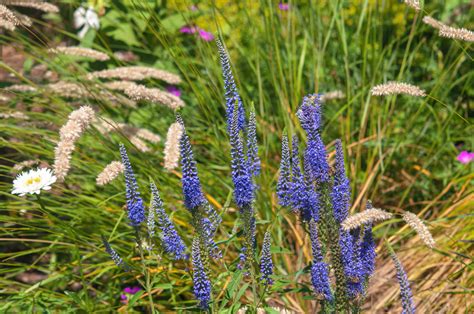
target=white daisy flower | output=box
[12,168,57,196]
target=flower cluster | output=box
[259,232,273,285]
[119,144,146,226]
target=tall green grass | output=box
[0,0,472,312]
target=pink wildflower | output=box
[120,286,141,303]
[457,151,474,164]
[279,3,290,10]
[166,86,181,97]
[198,29,214,41]
[180,26,197,34]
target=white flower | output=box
[73,6,100,39]
[12,168,57,196]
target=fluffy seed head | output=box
[403,0,420,11]
[422,16,444,29]
[4,1,59,13]
[342,208,393,231]
[439,25,474,42]
[86,66,181,84]
[0,5,20,30]
[371,82,426,97]
[4,84,37,92]
[49,46,109,61]
[164,122,184,170]
[320,90,345,102]
[124,84,184,110]
[96,161,124,186]
[402,211,435,248]
[0,111,29,120]
[53,106,95,181]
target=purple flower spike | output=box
[180,26,197,34]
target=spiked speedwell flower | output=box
[150,182,186,260]
[201,217,222,259]
[101,235,129,271]
[178,118,205,211]
[360,223,376,279]
[119,144,146,226]
[216,39,246,133]
[229,104,254,208]
[309,221,332,300]
[260,231,274,285]
[290,135,306,213]
[331,139,351,223]
[192,237,212,309]
[390,248,415,314]
[277,132,291,206]
[247,106,260,177]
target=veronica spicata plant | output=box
[277,95,417,313]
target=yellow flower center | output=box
[26,177,41,185]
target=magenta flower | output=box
[457,151,474,164]
[198,29,214,41]
[180,26,197,34]
[279,3,290,10]
[166,86,181,97]
[120,286,141,302]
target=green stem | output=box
[136,228,154,313]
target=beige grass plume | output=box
[423,16,474,42]
[4,84,37,92]
[342,207,393,231]
[86,66,181,84]
[402,211,435,248]
[94,117,160,153]
[125,84,184,110]
[103,80,138,91]
[47,81,136,108]
[0,111,29,119]
[96,161,124,186]
[320,90,345,102]
[13,159,39,171]
[403,0,420,11]
[3,1,59,13]
[0,4,20,30]
[422,16,444,30]
[371,81,426,97]
[49,46,110,61]
[439,25,474,42]
[53,106,95,181]
[163,122,184,170]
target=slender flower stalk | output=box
[49,46,109,61]
[342,208,393,231]
[150,182,187,259]
[216,39,246,132]
[422,16,444,29]
[192,237,211,309]
[53,106,95,181]
[259,231,273,285]
[119,144,146,226]
[178,117,205,212]
[96,161,124,186]
[163,122,184,170]
[388,247,416,314]
[277,132,291,206]
[101,235,129,271]
[246,106,260,177]
[402,211,435,248]
[370,82,426,97]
